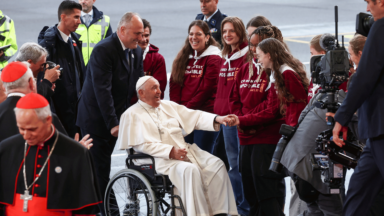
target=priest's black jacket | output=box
[0,130,101,214]
[0,96,67,143]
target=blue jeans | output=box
[222,125,250,215]
[184,130,219,154]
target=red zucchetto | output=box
[16,93,49,109]
[1,62,29,82]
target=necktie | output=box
[68,37,81,96]
[84,14,91,26]
[125,49,130,66]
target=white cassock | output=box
[117,100,238,216]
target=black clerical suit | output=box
[38,25,85,138]
[334,17,384,216]
[76,32,144,215]
[0,95,67,143]
[0,130,101,215]
[196,9,227,46]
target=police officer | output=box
[76,0,112,65]
[195,0,227,46]
[0,10,17,69]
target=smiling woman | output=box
[169,20,221,153]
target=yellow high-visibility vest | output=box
[0,10,18,69]
[76,15,110,65]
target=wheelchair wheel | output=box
[105,168,159,216]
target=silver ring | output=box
[180,156,184,159]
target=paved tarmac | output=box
[2,0,366,214]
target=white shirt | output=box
[81,9,93,23]
[117,34,130,64]
[203,9,218,22]
[57,27,70,43]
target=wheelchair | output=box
[104,149,187,216]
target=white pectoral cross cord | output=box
[20,190,32,212]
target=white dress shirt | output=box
[203,9,218,22]
[81,9,93,25]
[57,27,70,43]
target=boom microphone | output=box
[319,33,335,52]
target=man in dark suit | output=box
[0,62,67,143]
[196,0,227,46]
[76,12,144,216]
[333,1,384,215]
[38,0,85,138]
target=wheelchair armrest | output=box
[125,150,157,180]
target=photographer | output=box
[229,38,308,215]
[15,42,61,101]
[281,89,350,216]
[333,2,384,214]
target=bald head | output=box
[117,12,144,49]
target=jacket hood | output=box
[148,44,159,53]
[143,44,159,60]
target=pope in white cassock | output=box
[117,76,238,216]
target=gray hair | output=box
[15,42,48,64]
[136,76,157,98]
[14,105,52,122]
[2,62,34,92]
[117,12,141,32]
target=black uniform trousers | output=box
[344,136,384,216]
[81,128,117,215]
[240,144,285,216]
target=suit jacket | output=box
[334,17,384,140]
[0,96,67,143]
[196,9,227,46]
[76,32,144,137]
[38,25,86,137]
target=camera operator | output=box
[15,42,61,101]
[229,37,308,215]
[332,1,384,215]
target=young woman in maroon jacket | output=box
[169,20,222,153]
[138,19,167,99]
[230,38,309,216]
[212,16,249,215]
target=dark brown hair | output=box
[349,34,366,56]
[309,34,325,53]
[142,18,152,35]
[247,25,289,76]
[171,20,219,86]
[221,17,248,57]
[246,16,272,29]
[58,0,82,22]
[258,38,309,114]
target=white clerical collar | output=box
[117,34,128,51]
[57,26,70,43]
[204,9,218,22]
[81,9,93,18]
[138,99,161,110]
[38,125,55,147]
[7,92,25,98]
